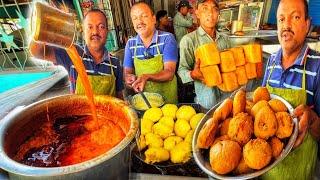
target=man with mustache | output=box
[124,2,178,104]
[29,9,124,98]
[178,0,230,109]
[261,0,320,179]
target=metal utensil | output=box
[140,92,152,109]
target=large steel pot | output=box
[0,95,139,180]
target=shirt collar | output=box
[196,26,220,41]
[273,42,309,66]
[136,29,158,46]
[84,45,110,63]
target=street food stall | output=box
[0,0,320,179]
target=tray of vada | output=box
[192,87,298,179]
[133,104,207,168]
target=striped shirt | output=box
[54,45,124,93]
[123,30,178,68]
[262,43,320,115]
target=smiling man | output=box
[261,0,320,179]
[29,9,124,98]
[123,2,178,104]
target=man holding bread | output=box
[261,0,320,179]
[178,0,230,109]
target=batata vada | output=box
[210,140,242,174]
[220,118,231,136]
[213,98,233,122]
[228,113,254,146]
[268,99,288,112]
[233,90,246,116]
[269,137,284,158]
[276,112,293,139]
[254,106,278,140]
[197,117,219,149]
[250,100,269,117]
[234,156,253,175]
[253,87,270,103]
[243,138,272,170]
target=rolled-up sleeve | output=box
[178,35,194,84]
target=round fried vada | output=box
[250,100,269,117]
[275,112,293,139]
[243,138,272,170]
[268,99,288,112]
[228,113,254,146]
[253,87,270,103]
[210,140,241,174]
[197,117,219,149]
[269,137,284,158]
[254,106,277,140]
[220,118,231,136]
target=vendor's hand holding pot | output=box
[293,104,320,148]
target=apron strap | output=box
[155,30,161,55]
[267,59,277,86]
[108,54,114,76]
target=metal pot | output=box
[0,95,139,180]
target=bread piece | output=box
[218,72,239,92]
[245,63,257,79]
[235,66,248,86]
[230,47,246,66]
[195,43,220,67]
[200,65,222,87]
[243,44,262,63]
[220,50,237,73]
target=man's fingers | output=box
[294,128,307,148]
[294,104,307,117]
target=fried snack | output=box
[213,135,230,145]
[220,118,231,136]
[230,47,246,67]
[242,44,262,63]
[234,156,253,175]
[276,112,294,139]
[210,140,242,174]
[253,87,271,103]
[245,63,257,79]
[194,43,220,67]
[153,121,174,139]
[174,119,191,138]
[228,113,254,146]
[254,106,278,139]
[245,100,255,114]
[197,117,219,149]
[212,98,233,122]
[145,147,170,164]
[235,66,248,85]
[233,89,246,116]
[164,136,183,151]
[256,62,264,78]
[250,100,269,117]
[200,65,222,87]
[268,99,288,112]
[218,72,239,92]
[243,138,272,170]
[270,137,284,158]
[220,50,237,73]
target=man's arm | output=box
[29,40,57,63]
[174,13,193,28]
[132,62,176,92]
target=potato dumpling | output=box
[145,133,163,148]
[159,116,174,128]
[153,122,174,139]
[243,138,272,170]
[141,118,154,135]
[161,104,178,119]
[174,119,191,138]
[176,105,196,121]
[190,113,205,129]
[164,136,183,151]
[145,147,169,164]
[170,141,191,164]
[143,107,163,122]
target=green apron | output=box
[262,53,318,180]
[133,31,178,104]
[75,58,116,96]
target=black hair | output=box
[83,9,108,25]
[131,2,154,15]
[156,10,168,22]
[279,0,309,19]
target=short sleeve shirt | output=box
[54,45,124,93]
[123,30,178,69]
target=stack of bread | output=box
[196,87,294,175]
[195,43,263,92]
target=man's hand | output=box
[293,105,320,148]
[190,60,204,82]
[125,73,137,88]
[132,75,149,92]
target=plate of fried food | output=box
[192,87,298,180]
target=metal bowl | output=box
[129,92,165,112]
[192,93,299,180]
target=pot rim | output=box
[0,94,138,177]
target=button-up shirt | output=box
[178,27,231,109]
[123,30,178,68]
[54,45,124,93]
[173,12,193,47]
[262,43,320,115]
